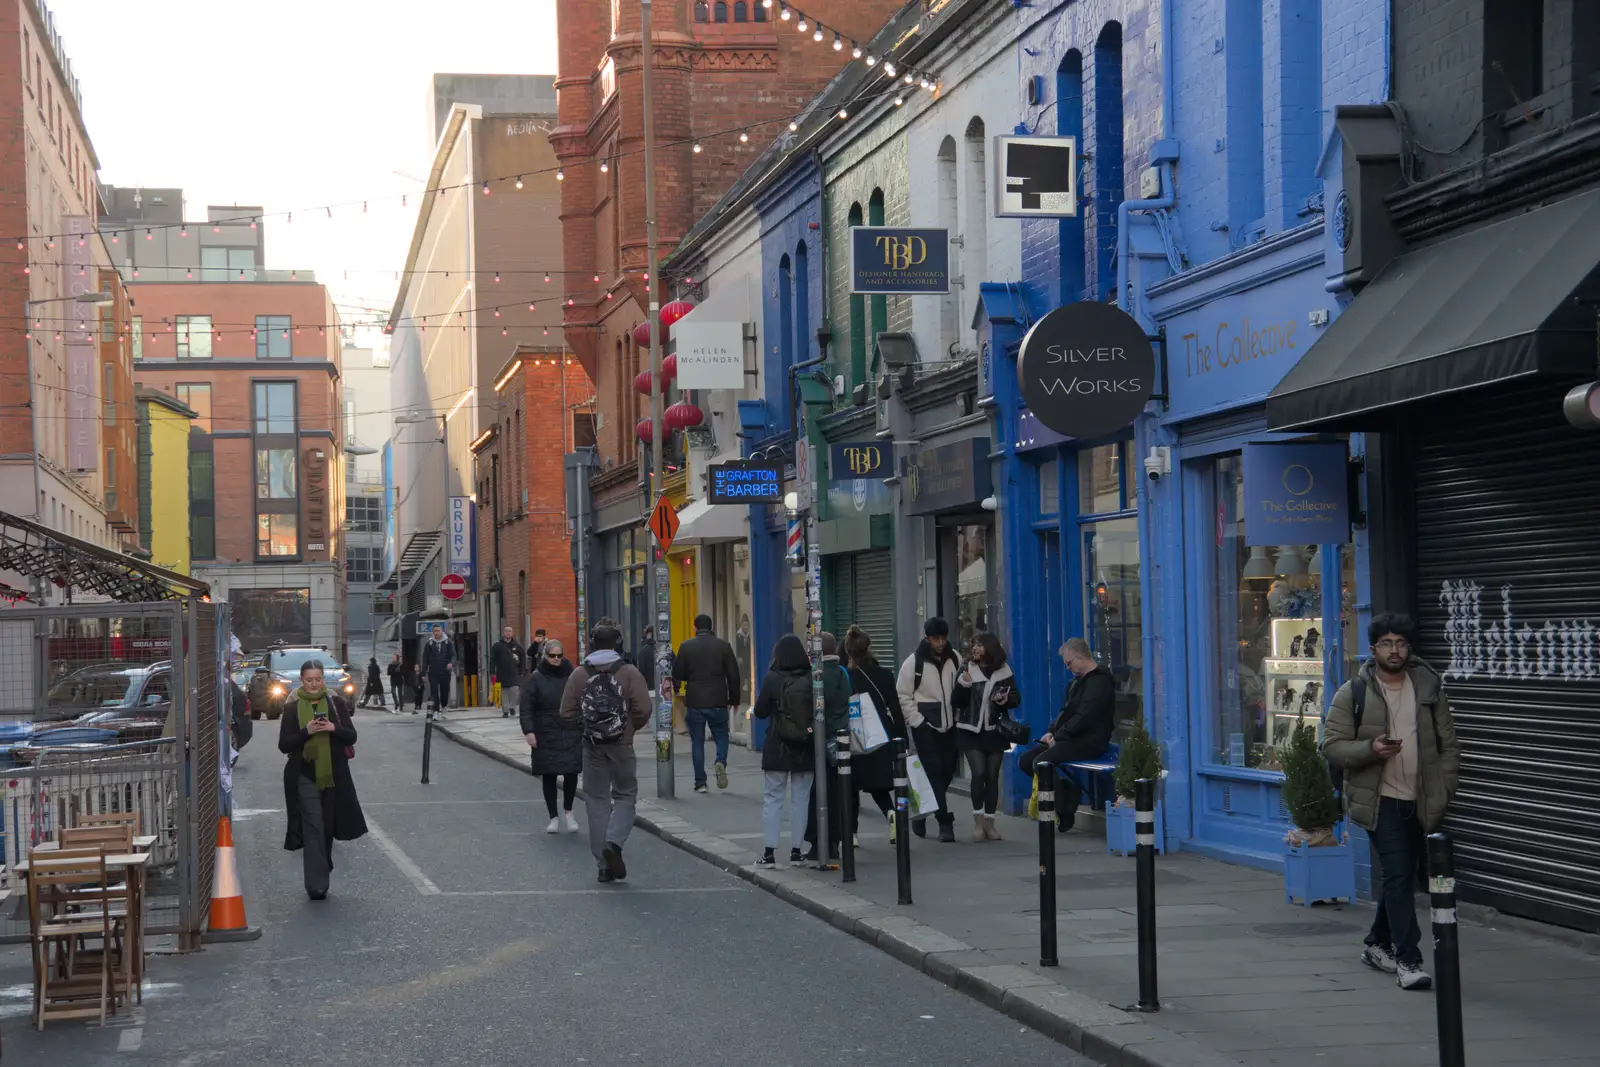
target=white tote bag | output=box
[905,754,940,818]
[848,690,890,753]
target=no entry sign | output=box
[439,573,468,601]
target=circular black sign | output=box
[1017,302,1156,439]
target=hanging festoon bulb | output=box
[145,229,153,241]
[14,239,23,250]
[692,142,702,153]
[884,61,896,76]
[482,181,491,195]
[250,218,258,229]
[494,309,501,318]
[544,272,551,283]
[528,302,536,311]
[600,159,608,173]
[593,272,601,283]
[515,175,524,189]
[761,0,771,7]
[501,327,508,336]
[851,42,862,58]
[920,76,932,89]
[865,52,877,67]
[838,107,850,120]
[789,120,799,132]
[894,95,904,107]
[796,16,806,32]
[904,72,914,85]
[180,226,189,237]
[555,168,565,181]
[779,3,789,19]
[813,27,824,43]
[739,130,750,144]
[494,272,501,283]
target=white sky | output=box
[50,0,559,341]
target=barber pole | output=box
[787,518,804,567]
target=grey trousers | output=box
[296,774,334,895]
[583,740,638,863]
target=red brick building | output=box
[551,0,904,464]
[472,344,595,653]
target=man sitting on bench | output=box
[1018,637,1116,830]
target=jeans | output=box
[762,770,814,850]
[965,749,1004,814]
[390,682,403,709]
[295,774,335,896]
[1367,796,1426,967]
[910,725,958,828]
[685,706,731,786]
[583,741,638,863]
[542,773,578,818]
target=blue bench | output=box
[1057,742,1120,813]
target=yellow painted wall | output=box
[147,404,193,575]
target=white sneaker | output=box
[1396,962,1432,990]
[563,813,580,833]
[1361,945,1398,974]
[546,817,561,834]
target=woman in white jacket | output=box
[896,618,961,842]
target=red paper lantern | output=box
[630,320,653,348]
[663,400,704,431]
[660,300,694,327]
[661,353,678,379]
[636,417,654,442]
[634,370,653,395]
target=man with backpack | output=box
[559,624,652,883]
[1322,612,1460,992]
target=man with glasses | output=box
[1323,613,1461,991]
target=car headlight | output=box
[269,684,286,698]
[343,683,355,694]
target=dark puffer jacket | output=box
[753,634,815,773]
[520,657,581,776]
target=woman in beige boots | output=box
[954,632,1021,842]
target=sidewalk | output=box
[437,710,1600,1067]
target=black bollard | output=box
[837,730,856,884]
[1428,833,1465,1067]
[1037,762,1059,967]
[1134,776,1159,1012]
[420,710,435,785]
[893,738,912,905]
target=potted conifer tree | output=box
[1281,718,1356,905]
[1106,716,1164,856]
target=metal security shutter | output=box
[1411,384,1600,933]
[849,551,896,657]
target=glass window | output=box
[256,315,291,358]
[1078,441,1130,515]
[1082,514,1141,734]
[176,316,212,359]
[201,246,255,281]
[253,382,296,434]
[175,383,211,433]
[131,316,143,360]
[257,512,298,557]
[190,451,215,558]
[952,524,989,647]
[346,545,382,583]
[347,495,383,533]
[752,0,766,19]
[103,364,116,424]
[255,448,297,499]
[1038,458,1059,516]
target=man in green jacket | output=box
[1322,612,1461,992]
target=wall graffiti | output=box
[1439,580,1600,683]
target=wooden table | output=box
[31,835,158,854]
[16,851,151,1005]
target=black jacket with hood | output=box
[521,656,581,776]
[753,634,815,773]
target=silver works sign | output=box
[1017,302,1155,439]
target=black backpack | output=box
[580,667,628,744]
[1327,677,1365,798]
[776,672,814,746]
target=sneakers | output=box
[789,847,805,865]
[852,834,861,848]
[546,817,561,834]
[714,761,729,789]
[756,848,776,867]
[563,812,580,833]
[1396,962,1432,990]
[693,783,709,794]
[601,842,627,881]
[1361,944,1398,974]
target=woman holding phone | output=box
[954,632,1022,841]
[279,660,368,899]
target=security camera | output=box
[1143,445,1172,482]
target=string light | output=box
[814,27,825,43]
[779,4,789,19]
[739,130,750,144]
[788,120,798,132]
[144,229,152,241]
[494,272,501,283]
[482,181,492,195]
[544,273,551,284]
[884,61,896,76]
[515,175,524,189]
[852,42,862,58]
[894,95,904,107]
[796,17,807,32]
[555,168,565,181]
[692,142,702,153]
[838,107,849,120]
[600,160,609,173]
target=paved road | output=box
[1,712,1087,1066]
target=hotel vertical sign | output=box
[63,216,98,472]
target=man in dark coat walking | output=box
[420,624,456,714]
[491,625,527,718]
[670,614,743,793]
[1018,637,1116,830]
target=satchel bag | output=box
[994,710,1031,747]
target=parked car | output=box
[248,645,355,720]
[42,661,174,742]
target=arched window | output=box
[1094,23,1124,302]
[936,137,959,351]
[1057,50,1086,305]
[734,1,748,21]
[752,0,767,19]
[794,240,810,373]
[713,1,728,22]
[962,116,987,339]
[847,202,866,389]
[694,1,709,22]
[867,189,887,352]
[777,253,794,421]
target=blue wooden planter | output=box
[1283,837,1357,906]
[1105,800,1165,856]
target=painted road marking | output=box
[362,814,441,895]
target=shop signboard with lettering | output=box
[706,460,784,504]
[849,226,950,294]
[828,441,894,480]
[1241,442,1350,546]
[1017,302,1155,439]
[448,495,475,585]
[906,438,992,515]
[674,320,745,390]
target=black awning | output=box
[1267,188,1600,430]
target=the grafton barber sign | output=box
[1439,581,1600,682]
[1017,301,1155,439]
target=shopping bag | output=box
[906,754,940,818]
[848,690,890,753]
[1027,774,1040,820]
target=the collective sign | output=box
[673,320,744,390]
[1240,442,1350,546]
[1016,301,1155,439]
[448,495,475,586]
[848,226,950,294]
[63,215,98,472]
[706,460,784,504]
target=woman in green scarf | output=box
[279,660,367,899]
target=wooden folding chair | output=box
[74,811,142,836]
[26,851,123,1029]
[29,844,136,1009]
[59,825,135,853]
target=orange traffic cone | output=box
[203,815,260,942]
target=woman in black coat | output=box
[520,638,581,834]
[279,660,368,900]
[842,625,905,840]
[752,634,816,866]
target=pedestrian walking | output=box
[896,618,962,842]
[637,625,658,692]
[278,660,367,900]
[420,624,456,713]
[491,625,527,719]
[803,631,853,860]
[521,639,581,834]
[387,654,404,711]
[752,634,816,866]
[409,663,425,713]
[1017,637,1115,830]
[1322,612,1460,991]
[360,656,386,708]
[843,625,902,843]
[560,624,652,883]
[670,613,742,793]
[953,632,1021,842]
[529,628,547,663]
